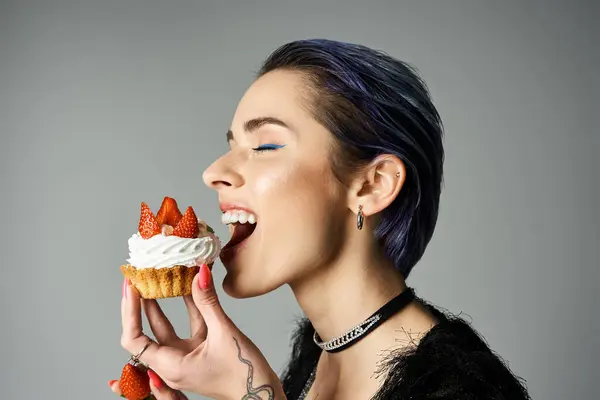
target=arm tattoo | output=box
[234,337,275,400]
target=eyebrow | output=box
[226,116,291,143]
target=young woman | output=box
[110,39,531,400]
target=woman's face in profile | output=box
[203,69,350,298]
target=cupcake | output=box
[121,197,221,299]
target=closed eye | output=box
[252,144,286,152]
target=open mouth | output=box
[220,209,258,259]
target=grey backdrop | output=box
[1,1,597,399]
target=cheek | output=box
[253,163,295,196]
[255,159,339,219]
[252,160,346,279]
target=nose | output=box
[202,154,244,191]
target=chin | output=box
[221,268,284,299]
[222,272,268,299]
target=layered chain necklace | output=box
[298,288,416,400]
[313,288,416,353]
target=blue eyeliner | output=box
[253,144,286,151]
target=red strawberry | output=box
[138,202,161,239]
[173,206,199,238]
[119,363,151,400]
[155,196,183,227]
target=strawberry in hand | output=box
[119,363,151,400]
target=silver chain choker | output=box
[312,288,416,353]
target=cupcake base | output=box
[120,264,212,299]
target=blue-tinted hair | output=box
[259,39,444,278]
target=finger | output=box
[142,299,179,344]
[121,278,128,329]
[148,369,186,400]
[121,336,187,379]
[123,280,143,339]
[108,379,122,396]
[183,295,205,336]
[121,281,164,367]
[120,280,190,380]
[191,264,230,330]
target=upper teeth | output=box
[221,210,257,225]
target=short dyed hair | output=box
[258,39,444,278]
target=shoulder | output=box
[373,302,531,400]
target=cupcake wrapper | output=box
[120,263,212,299]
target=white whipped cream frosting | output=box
[127,231,221,269]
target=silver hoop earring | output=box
[357,205,364,230]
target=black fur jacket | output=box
[280,299,531,399]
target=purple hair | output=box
[258,39,444,278]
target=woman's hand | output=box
[110,264,286,400]
[109,372,188,399]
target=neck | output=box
[289,235,407,349]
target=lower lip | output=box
[220,234,251,263]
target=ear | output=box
[349,155,406,221]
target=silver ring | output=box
[129,340,152,365]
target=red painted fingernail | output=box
[108,379,117,387]
[199,264,211,290]
[147,370,163,390]
[122,278,128,298]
